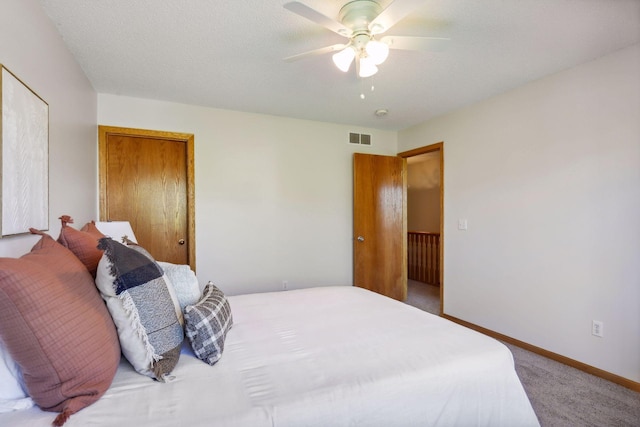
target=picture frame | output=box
[0,65,49,237]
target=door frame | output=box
[98,125,196,271]
[398,142,444,314]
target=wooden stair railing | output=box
[407,232,440,285]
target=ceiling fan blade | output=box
[284,43,348,62]
[381,36,449,51]
[369,0,425,34]
[284,2,352,37]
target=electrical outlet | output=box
[592,320,604,337]
[282,280,288,291]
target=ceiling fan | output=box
[284,0,448,78]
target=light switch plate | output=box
[458,219,468,230]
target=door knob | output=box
[357,236,365,242]
[178,239,185,245]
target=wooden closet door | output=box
[99,126,195,269]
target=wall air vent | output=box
[349,132,372,146]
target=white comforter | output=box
[0,286,539,426]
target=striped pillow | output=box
[184,282,233,365]
[95,238,183,381]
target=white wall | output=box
[399,44,640,383]
[0,0,97,258]
[98,94,397,295]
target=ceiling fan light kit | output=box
[332,34,390,77]
[358,55,379,78]
[332,46,356,72]
[365,39,389,64]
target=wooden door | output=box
[353,153,407,301]
[98,126,195,270]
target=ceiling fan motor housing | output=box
[339,0,382,34]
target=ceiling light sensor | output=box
[375,108,388,117]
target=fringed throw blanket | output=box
[100,238,163,295]
[96,237,184,381]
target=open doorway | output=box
[399,143,443,315]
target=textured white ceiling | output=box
[38,0,640,131]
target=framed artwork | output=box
[0,65,49,237]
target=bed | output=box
[1,285,539,426]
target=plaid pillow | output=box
[184,282,233,365]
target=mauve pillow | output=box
[0,232,120,426]
[56,215,105,277]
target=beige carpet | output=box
[404,280,640,427]
[405,279,440,315]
